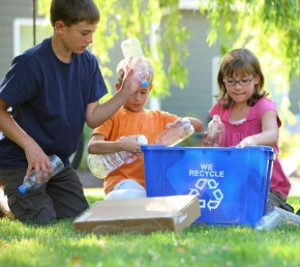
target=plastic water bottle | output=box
[121,37,149,87]
[255,208,284,231]
[18,154,64,194]
[255,207,300,231]
[155,118,195,147]
[206,114,225,147]
[87,135,148,179]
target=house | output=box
[0,0,299,127]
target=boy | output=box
[0,0,140,224]
[88,58,204,200]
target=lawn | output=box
[0,192,299,267]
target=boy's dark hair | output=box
[50,0,100,27]
[216,48,268,108]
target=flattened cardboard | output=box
[73,195,200,234]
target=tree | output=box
[38,0,299,115]
[200,0,300,122]
[38,0,190,98]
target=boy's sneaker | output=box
[279,202,295,213]
[0,185,14,219]
[267,190,294,213]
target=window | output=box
[13,18,52,57]
[178,0,200,10]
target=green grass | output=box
[1,193,299,267]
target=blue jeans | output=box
[105,179,146,200]
[0,166,88,224]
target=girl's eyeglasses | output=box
[223,77,253,87]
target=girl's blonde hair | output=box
[217,48,268,108]
[116,58,154,85]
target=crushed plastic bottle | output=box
[206,114,225,147]
[87,134,148,179]
[18,154,64,194]
[121,37,149,87]
[155,117,195,147]
[255,206,300,231]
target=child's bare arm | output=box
[85,69,140,128]
[188,117,205,133]
[88,134,141,156]
[166,117,204,133]
[237,110,278,147]
[0,98,52,181]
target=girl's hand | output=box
[237,136,257,147]
[201,132,212,147]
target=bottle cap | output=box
[18,185,27,195]
[138,135,148,145]
[141,80,149,87]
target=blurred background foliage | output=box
[38,0,299,117]
[38,0,300,170]
[38,0,190,99]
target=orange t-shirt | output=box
[92,107,179,194]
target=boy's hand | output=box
[24,143,53,183]
[166,118,181,129]
[119,137,141,156]
[118,137,143,164]
[119,67,140,99]
[166,117,190,129]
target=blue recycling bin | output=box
[141,145,275,227]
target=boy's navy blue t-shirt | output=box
[0,38,107,168]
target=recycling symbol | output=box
[189,178,224,211]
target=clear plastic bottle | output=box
[206,114,225,147]
[255,207,284,231]
[18,154,64,195]
[121,37,149,87]
[155,117,195,147]
[87,135,148,179]
[255,207,300,231]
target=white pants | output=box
[105,179,146,200]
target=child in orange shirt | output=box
[88,58,204,200]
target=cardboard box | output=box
[73,195,200,234]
